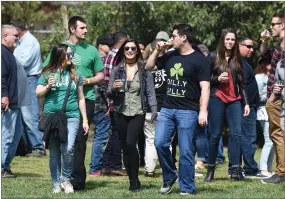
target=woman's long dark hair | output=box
[115,39,144,70]
[214,28,242,75]
[42,44,78,84]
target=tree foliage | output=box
[1,1,284,62]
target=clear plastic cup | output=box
[49,73,56,90]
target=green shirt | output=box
[42,41,104,100]
[38,69,83,119]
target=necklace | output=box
[126,60,137,65]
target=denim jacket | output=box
[107,63,157,116]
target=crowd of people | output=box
[1,12,284,196]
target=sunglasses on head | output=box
[241,44,254,49]
[67,51,74,58]
[124,46,137,51]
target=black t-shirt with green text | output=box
[156,50,210,111]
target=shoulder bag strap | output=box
[61,74,73,112]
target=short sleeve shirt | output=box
[156,50,210,111]
[42,41,104,100]
[38,69,83,118]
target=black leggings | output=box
[114,112,145,183]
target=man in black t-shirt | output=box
[146,24,210,195]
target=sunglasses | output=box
[67,51,74,58]
[124,46,137,52]
[271,22,282,27]
[8,33,19,38]
[241,44,254,49]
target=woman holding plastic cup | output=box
[36,44,89,194]
[108,39,157,192]
[205,28,250,182]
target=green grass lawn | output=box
[2,142,284,198]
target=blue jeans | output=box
[196,127,225,163]
[89,111,111,173]
[258,120,274,171]
[1,108,23,170]
[195,126,208,162]
[241,107,259,175]
[155,108,197,194]
[21,76,43,151]
[49,118,79,187]
[208,97,242,167]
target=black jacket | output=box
[209,53,249,105]
[241,57,260,109]
[1,44,18,108]
[42,112,68,149]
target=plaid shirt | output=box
[267,47,282,98]
[103,48,119,111]
[94,55,109,113]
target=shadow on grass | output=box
[85,179,160,192]
[16,172,43,178]
[85,180,112,191]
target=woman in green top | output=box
[36,44,89,194]
[108,39,157,192]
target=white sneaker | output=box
[61,181,74,193]
[52,186,61,193]
[195,172,203,177]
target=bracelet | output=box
[83,119,88,123]
[87,78,90,84]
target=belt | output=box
[27,74,39,77]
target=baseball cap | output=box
[155,31,169,41]
[198,44,209,55]
[96,34,114,47]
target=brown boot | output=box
[100,168,111,176]
[109,169,128,176]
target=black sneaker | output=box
[160,175,178,194]
[261,174,285,184]
[216,159,225,165]
[25,149,45,157]
[1,169,16,178]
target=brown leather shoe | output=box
[101,168,111,176]
[109,169,128,176]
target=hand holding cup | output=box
[260,29,270,42]
[273,81,284,94]
[114,79,122,89]
[218,72,229,83]
[48,73,56,88]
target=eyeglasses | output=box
[124,46,137,51]
[271,22,282,27]
[67,52,74,58]
[241,44,254,49]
